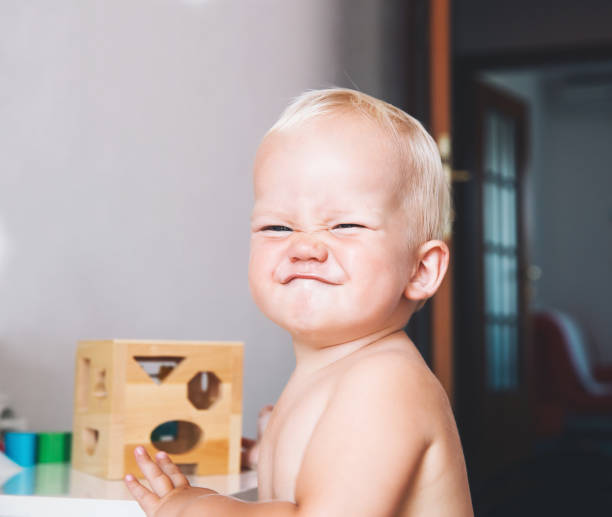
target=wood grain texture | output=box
[430,0,455,403]
[72,340,243,479]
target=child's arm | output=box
[127,352,437,517]
[125,448,298,517]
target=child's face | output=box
[249,114,416,345]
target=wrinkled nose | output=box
[289,233,328,263]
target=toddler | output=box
[125,88,474,517]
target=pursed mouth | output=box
[282,274,341,285]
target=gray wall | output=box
[483,64,612,364]
[0,0,410,435]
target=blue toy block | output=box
[5,432,37,467]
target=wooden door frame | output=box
[402,0,454,400]
[429,0,454,402]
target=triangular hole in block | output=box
[134,356,185,384]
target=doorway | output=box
[453,50,612,495]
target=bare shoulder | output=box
[327,338,473,515]
[294,334,473,516]
[337,335,455,435]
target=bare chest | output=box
[257,376,333,502]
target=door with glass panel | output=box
[476,83,530,473]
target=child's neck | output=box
[291,325,406,378]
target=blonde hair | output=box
[267,88,453,250]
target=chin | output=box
[277,312,331,335]
[289,326,351,347]
[282,312,371,345]
[267,308,342,340]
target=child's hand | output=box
[240,436,258,470]
[241,404,274,470]
[125,446,217,517]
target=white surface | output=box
[0,465,257,516]
[0,453,21,488]
[0,495,143,517]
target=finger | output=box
[155,451,189,488]
[257,406,273,439]
[241,437,257,470]
[259,404,274,416]
[248,442,259,469]
[134,446,174,497]
[125,473,160,515]
[241,437,256,448]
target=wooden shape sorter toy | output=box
[71,340,243,479]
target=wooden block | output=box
[71,340,243,479]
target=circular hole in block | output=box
[187,371,221,410]
[83,428,99,456]
[151,421,202,454]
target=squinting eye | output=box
[261,225,292,232]
[333,223,365,229]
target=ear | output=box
[404,240,450,302]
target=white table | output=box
[0,463,258,516]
